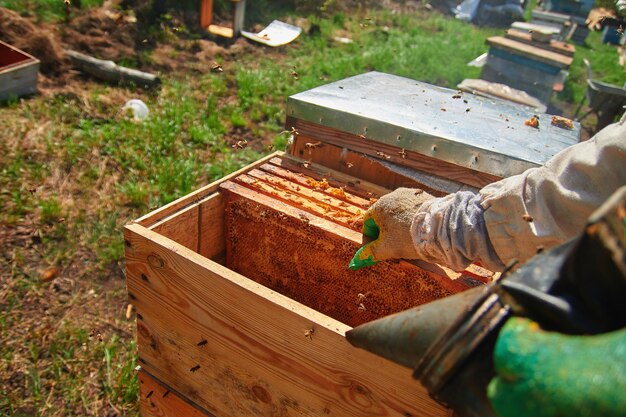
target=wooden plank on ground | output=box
[125,222,452,417]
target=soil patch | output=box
[0,7,67,74]
[62,7,138,62]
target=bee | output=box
[452,94,462,99]
[211,63,223,73]
[466,108,471,113]
[358,303,366,311]
[232,139,248,150]
[525,115,540,129]
[291,70,300,81]
[281,126,299,136]
[304,328,315,340]
[190,365,201,373]
[358,134,366,140]
[91,329,103,342]
[522,214,534,222]
[146,391,154,399]
[304,141,322,155]
[266,144,275,151]
[344,161,354,168]
[398,149,407,159]
[197,339,208,347]
[357,292,369,302]
[298,213,310,224]
[376,151,391,160]
[162,390,170,398]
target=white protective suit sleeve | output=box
[410,116,626,272]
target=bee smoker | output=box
[346,186,626,417]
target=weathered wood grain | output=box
[150,203,199,252]
[288,118,500,189]
[148,192,226,259]
[125,222,451,417]
[138,368,214,417]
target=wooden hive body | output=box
[220,159,481,328]
[125,153,494,417]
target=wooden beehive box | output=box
[0,40,39,102]
[125,152,499,417]
[126,72,581,417]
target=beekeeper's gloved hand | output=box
[349,188,434,269]
[350,188,505,271]
[488,317,626,417]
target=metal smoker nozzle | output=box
[345,286,490,369]
[346,283,511,417]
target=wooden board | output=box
[486,36,573,69]
[287,117,500,190]
[505,29,575,57]
[125,222,452,417]
[139,368,214,417]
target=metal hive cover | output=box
[287,71,580,179]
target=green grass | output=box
[1,2,625,416]
[0,0,103,21]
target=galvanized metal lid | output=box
[287,71,580,178]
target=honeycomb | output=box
[219,157,476,327]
